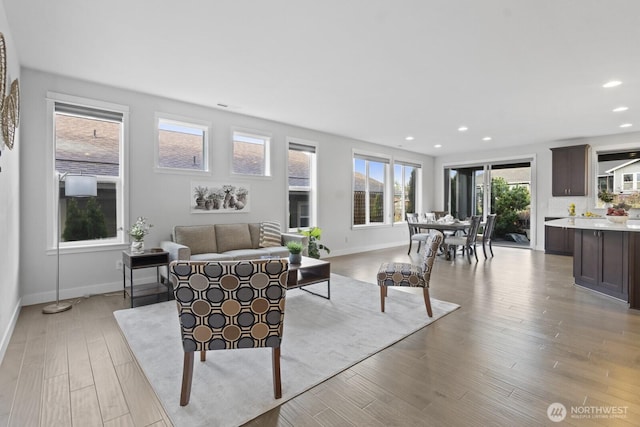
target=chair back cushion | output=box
[420,230,444,284]
[170,259,289,352]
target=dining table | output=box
[414,219,480,259]
[414,219,471,233]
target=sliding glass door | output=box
[445,161,532,247]
[446,166,484,219]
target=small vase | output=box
[289,253,302,265]
[131,240,144,254]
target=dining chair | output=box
[444,215,482,263]
[422,212,436,222]
[476,213,497,258]
[406,213,430,254]
[433,211,448,220]
[377,230,443,317]
[169,258,289,406]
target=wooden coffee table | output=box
[287,256,331,299]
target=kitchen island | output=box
[545,218,640,309]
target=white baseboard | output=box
[21,272,159,306]
[0,299,22,364]
[325,240,406,258]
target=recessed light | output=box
[458,126,468,132]
[434,144,442,148]
[405,136,414,141]
[482,137,492,141]
[613,106,629,112]
[602,80,622,88]
[620,123,633,128]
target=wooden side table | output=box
[122,250,171,308]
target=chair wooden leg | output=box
[272,347,282,399]
[380,286,386,312]
[466,245,472,263]
[489,241,494,257]
[482,241,488,259]
[422,287,433,317]
[200,349,206,362]
[407,241,412,255]
[180,352,195,406]
[473,243,478,262]
[417,241,422,253]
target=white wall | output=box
[433,132,640,251]
[0,2,21,361]
[19,68,435,305]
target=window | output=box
[623,173,634,191]
[232,130,271,176]
[353,154,388,226]
[288,141,317,229]
[50,96,127,247]
[156,116,208,172]
[394,161,420,222]
[596,150,640,208]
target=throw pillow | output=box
[260,221,281,247]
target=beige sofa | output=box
[160,222,307,263]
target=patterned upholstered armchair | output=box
[376,230,443,317]
[169,259,289,406]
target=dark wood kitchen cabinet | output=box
[551,144,588,196]
[544,217,574,255]
[573,229,628,301]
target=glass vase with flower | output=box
[128,217,153,253]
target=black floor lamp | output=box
[43,173,97,314]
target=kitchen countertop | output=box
[545,217,640,231]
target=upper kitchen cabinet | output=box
[551,144,589,196]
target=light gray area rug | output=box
[114,274,459,427]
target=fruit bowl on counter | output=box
[606,215,629,224]
[606,207,629,223]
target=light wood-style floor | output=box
[1,246,639,426]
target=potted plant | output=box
[300,227,330,259]
[598,190,615,207]
[128,216,153,253]
[286,241,304,264]
[194,186,208,208]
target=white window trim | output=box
[154,112,211,175]
[46,92,130,253]
[231,127,272,178]
[622,173,635,191]
[286,137,318,231]
[392,158,423,224]
[352,150,392,228]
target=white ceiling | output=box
[5,0,640,156]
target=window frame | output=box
[231,128,272,177]
[286,138,318,231]
[393,159,422,224]
[46,92,129,252]
[154,113,211,175]
[594,146,640,208]
[352,151,391,228]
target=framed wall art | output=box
[191,182,250,213]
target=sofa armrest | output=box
[161,241,191,262]
[281,232,309,256]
